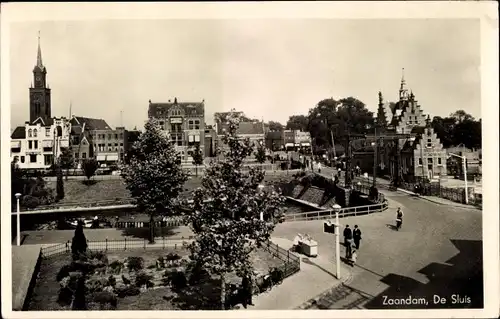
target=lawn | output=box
[45,174,294,206]
[28,247,287,310]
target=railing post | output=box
[105,238,108,251]
[124,237,127,250]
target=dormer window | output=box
[427,138,432,148]
[33,129,38,137]
[28,129,32,137]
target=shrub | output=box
[86,277,107,294]
[165,252,182,261]
[57,286,74,306]
[135,271,154,288]
[126,256,144,272]
[169,270,187,291]
[72,276,87,310]
[108,275,116,287]
[147,264,156,269]
[71,261,98,274]
[93,291,117,310]
[188,264,210,286]
[56,264,75,282]
[115,286,140,298]
[71,221,88,260]
[270,267,284,285]
[109,260,123,272]
[88,251,108,263]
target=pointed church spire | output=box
[34,31,46,72]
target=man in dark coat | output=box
[353,225,362,249]
[343,225,353,259]
[241,274,254,308]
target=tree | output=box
[431,116,455,148]
[255,142,266,164]
[82,158,99,182]
[306,97,373,149]
[11,159,54,210]
[267,121,284,132]
[183,111,285,310]
[286,115,308,131]
[71,220,88,260]
[121,118,188,244]
[56,162,65,201]
[59,148,74,180]
[192,143,204,177]
[450,110,474,124]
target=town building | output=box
[10,34,127,171]
[204,125,217,158]
[148,97,206,162]
[374,70,448,183]
[216,119,266,149]
[91,126,128,165]
[10,35,71,170]
[265,131,284,151]
[10,117,71,170]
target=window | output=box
[29,154,37,163]
[171,133,183,146]
[418,158,422,165]
[171,123,182,132]
[438,158,442,165]
[159,121,164,127]
[21,156,25,163]
[28,141,33,149]
[188,119,200,130]
[108,134,112,139]
[427,139,432,147]
[120,152,124,161]
[120,143,124,147]
[14,156,19,163]
[28,129,32,137]
[114,134,118,139]
[82,153,87,159]
[33,129,38,137]
[120,133,124,139]
[34,141,38,149]
[45,128,50,137]
[44,155,52,166]
[428,158,433,164]
[75,153,79,159]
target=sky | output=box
[9,18,481,130]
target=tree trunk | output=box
[149,214,155,244]
[220,273,226,310]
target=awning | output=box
[300,143,311,147]
[97,154,119,161]
[285,143,294,147]
[11,141,21,148]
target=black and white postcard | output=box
[1,2,498,319]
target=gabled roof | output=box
[11,126,26,139]
[148,100,205,117]
[71,116,111,130]
[31,117,54,126]
[218,121,265,136]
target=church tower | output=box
[29,32,51,123]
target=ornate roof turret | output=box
[399,68,409,101]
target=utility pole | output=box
[373,123,378,188]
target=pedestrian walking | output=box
[343,225,353,259]
[349,248,358,267]
[318,162,322,173]
[353,225,362,249]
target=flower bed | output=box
[28,247,293,310]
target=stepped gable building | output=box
[375,70,447,182]
[215,114,266,148]
[148,97,206,162]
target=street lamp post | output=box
[15,193,22,246]
[331,203,342,279]
[448,153,468,204]
[258,184,265,220]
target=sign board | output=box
[170,118,183,124]
[324,221,336,234]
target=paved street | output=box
[271,188,483,309]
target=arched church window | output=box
[33,129,38,137]
[28,129,32,137]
